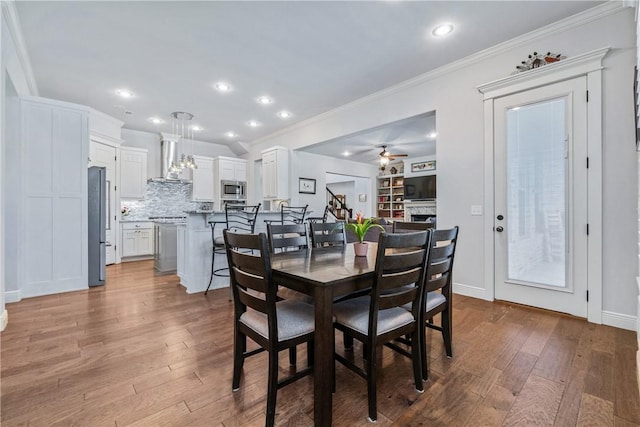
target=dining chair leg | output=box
[343,333,353,350]
[289,346,297,366]
[412,328,424,392]
[421,320,429,382]
[232,328,246,390]
[307,340,314,368]
[266,349,279,427]
[366,344,378,422]
[442,308,453,358]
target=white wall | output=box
[121,128,238,180]
[1,3,38,328]
[271,151,377,218]
[243,6,638,319]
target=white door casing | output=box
[478,47,608,324]
[494,77,588,317]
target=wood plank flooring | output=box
[1,260,638,426]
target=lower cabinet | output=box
[121,222,154,258]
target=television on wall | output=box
[404,175,436,200]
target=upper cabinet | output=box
[191,155,214,202]
[216,157,247,182]
[120,147,148,199]
[262,147,290,200]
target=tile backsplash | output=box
[120,181,212,220]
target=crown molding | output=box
[1,1,39,96]
[477,47,610,99]
[250,1,625,146]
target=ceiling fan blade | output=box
[388,153,408,158]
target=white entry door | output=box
[89,141,117,265]
[494,77,588,318]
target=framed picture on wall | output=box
[299,177,316,194]
[411,160,436,172]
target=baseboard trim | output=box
[453,282,490,301]
[5,290,21,303]
[1,309,8,332]
[602,310,637,331]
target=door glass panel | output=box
[506,97,567,288]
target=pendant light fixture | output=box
[169,111,198,173]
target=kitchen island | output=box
[177,209,286,294]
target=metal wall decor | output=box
[513,51,565,74]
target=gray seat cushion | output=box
[425,291,447,312]
[240,299,314,341]
[214,235,225,246]
[401,291,447,312]
[333,296,414,336]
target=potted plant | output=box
[346,212,386,256]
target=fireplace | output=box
[411,214,436,226]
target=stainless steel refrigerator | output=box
[88,166,106,286]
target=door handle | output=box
[496,226,504,232]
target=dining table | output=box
[271,242,379,427]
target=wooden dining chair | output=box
[224,230,315,427]
[205,203,261,295]
[266,223,310,253]
[309,221,347,248]
[333,230,432,422]
[419,226,459,380]
[393,220,435,232]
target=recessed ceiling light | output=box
[256,96,273,105]
[427,131,438,139]
[225,131,237,138]
[191,125,202,132]
[115,89,134,98]
[215,82,232,92]
[342,151,351,156]
[432,23,454,37]
[277,110,292,119]
[148,117,164,124]
[247,120,261,128]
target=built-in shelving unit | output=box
[376,174,404,221]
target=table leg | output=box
[314,285,333,426]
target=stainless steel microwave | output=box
[221,180,246,199]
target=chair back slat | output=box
[231,261,268,293]
[267,223,309,253]
[229,250,266,280]
[426,273,449,293]
[428,257,452,277]
[392,221,435,232]
[310,221,347,248]
[430,244,455,261]
[236,286,269,314]
[368,231,431,336]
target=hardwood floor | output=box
[1,260,638,426]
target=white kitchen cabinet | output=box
[120,147,148,199]
[261,146,289,200]
[121,222,154,257]
[216,157,247,182]
[191,155,214,202]
[19,96,90,297]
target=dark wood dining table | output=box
[271,242,378,427]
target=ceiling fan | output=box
[378,145,407,170]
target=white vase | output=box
[354,242,368,257]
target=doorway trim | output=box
[478,47,609,324]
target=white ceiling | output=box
[15,1,602,160]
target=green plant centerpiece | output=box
[346,213,385,256]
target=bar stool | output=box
[204,203,261,295]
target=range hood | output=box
[149,133,192,183]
